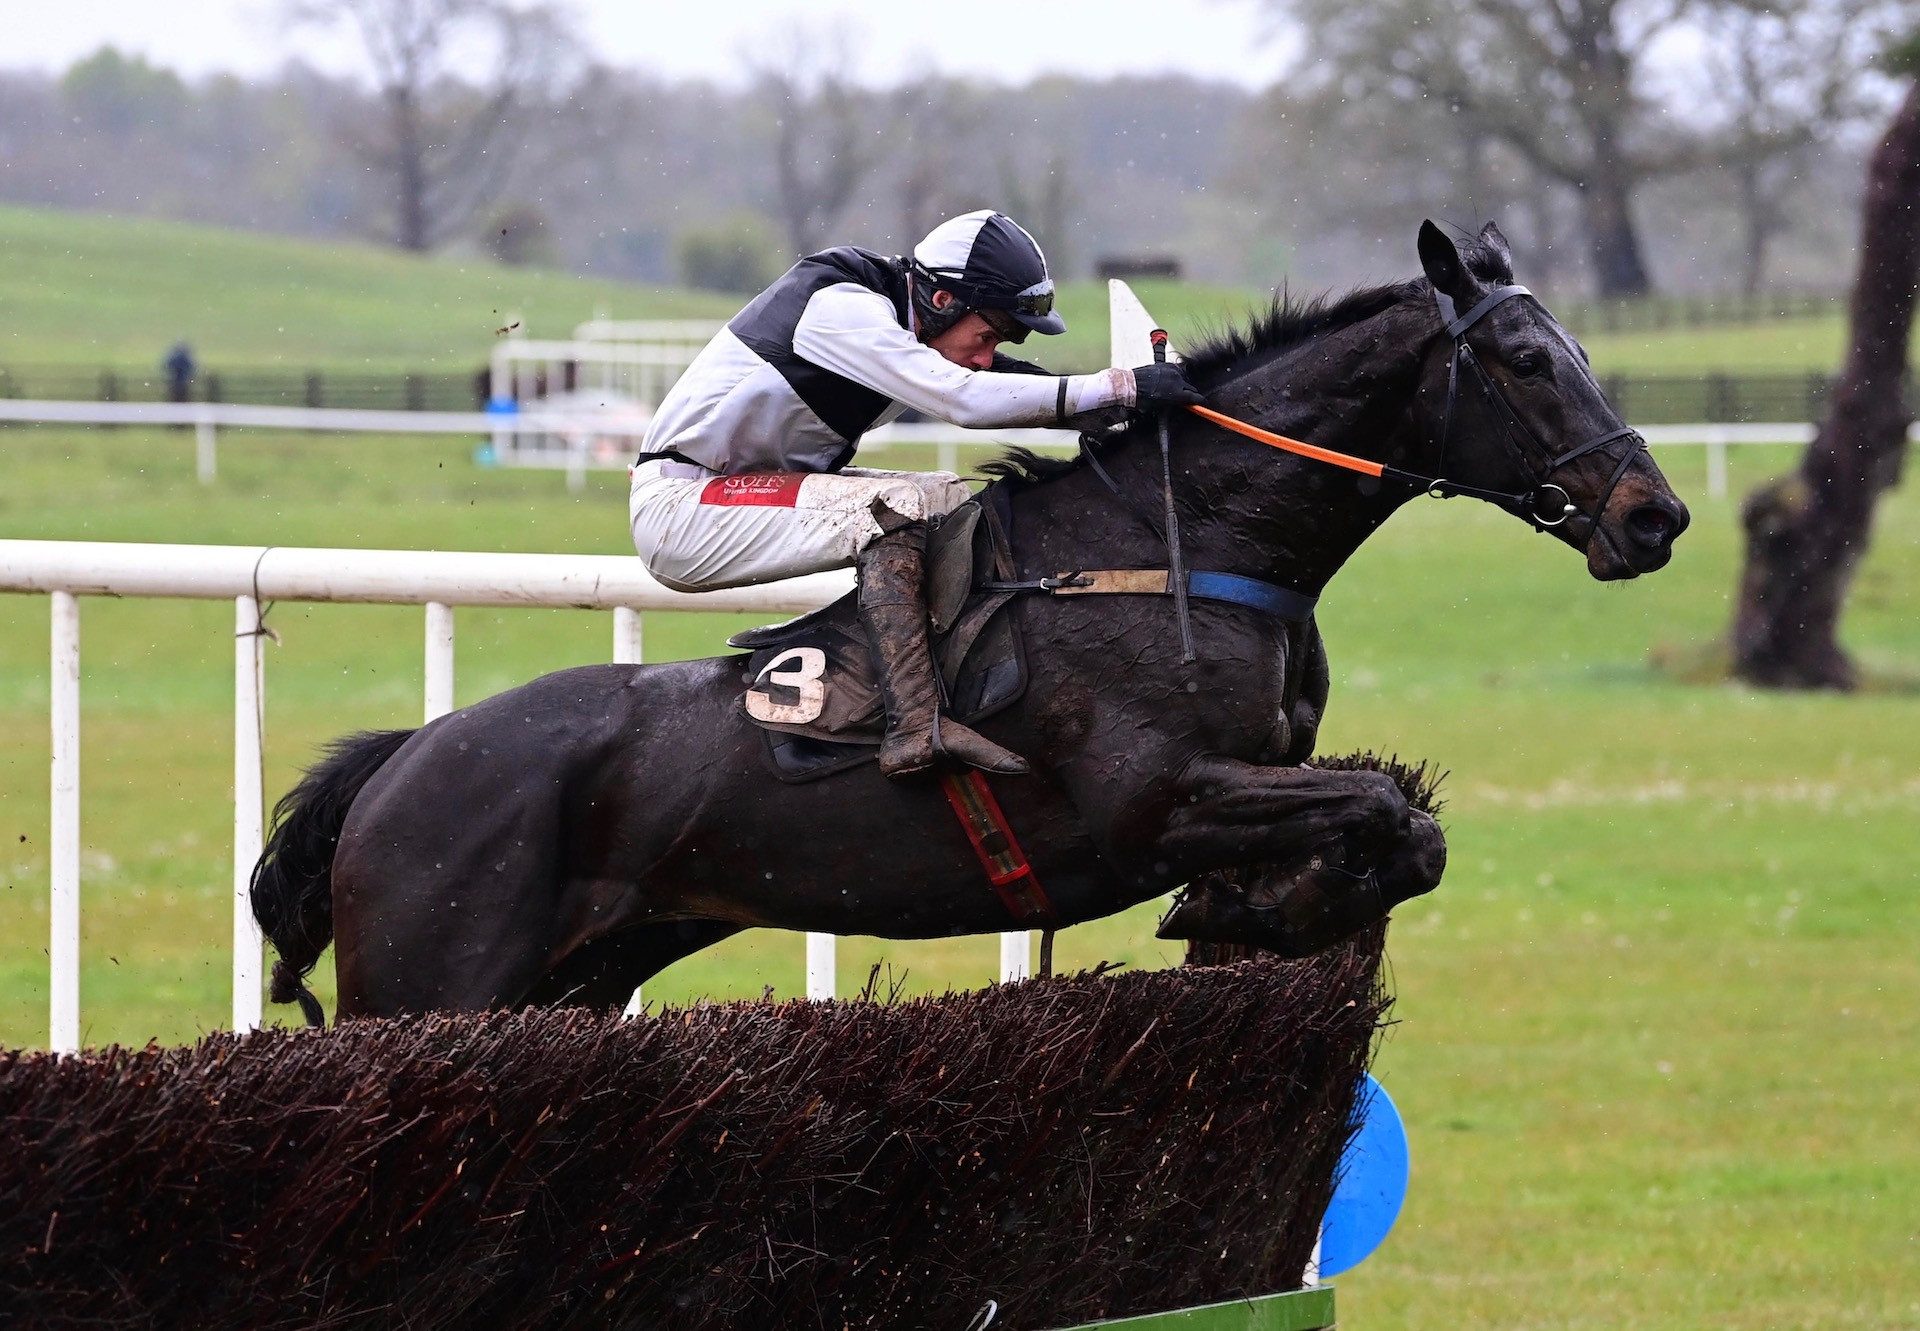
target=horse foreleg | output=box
[1152,754,1413,875]
[1158,807,1445,956]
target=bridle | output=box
[1426,282,1647,532]
[1057,280,1651,653]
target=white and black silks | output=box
[639,246,1132,477]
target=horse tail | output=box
[250,728,415,1027]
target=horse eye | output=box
[1511,352,1547,378]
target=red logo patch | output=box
[698,474,806,507]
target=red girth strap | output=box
[940,770,1054,925]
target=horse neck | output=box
[1013,300,1435,594]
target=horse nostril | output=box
[1624,504,1676,548]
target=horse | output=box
[251,222,1689,1023]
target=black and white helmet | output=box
[909,209,1065,344]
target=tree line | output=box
[0,0,1902,299]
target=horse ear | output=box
[1478,221,1514,276]
[1417,220,1468,297]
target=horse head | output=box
[1411,220,1689,580]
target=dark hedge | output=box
[0,941,1386,1330]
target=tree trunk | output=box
[1736,157,1769,297]
[1575,134,1654,296]
[392,86,430,253]
[1730,82,1920,689]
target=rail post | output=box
[50,592,81,1053]
[195,411,217,485]
[807,932,836,1000]
[233,595,266,1034]
[424,602,456,721]
[1706,429,1729,500]
[999,931,1031,982]
[614,606,646,1017]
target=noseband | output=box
[1429,283,1647,532]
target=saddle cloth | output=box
[730,495,1028,783]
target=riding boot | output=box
[858,503,1029,779]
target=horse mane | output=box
[978,234,1514,489]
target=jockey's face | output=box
[925,289,1003,370]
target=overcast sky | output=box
[7,0,1292,88]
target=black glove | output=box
[1130,361,1206,410]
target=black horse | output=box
[252,223,1688,1023]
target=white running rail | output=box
[0,540,1036,1051]
[0,397,1834,498]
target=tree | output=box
[60,46,189,138]
[743,24,884,257]
[1729,38,1920,689]
[676,213,783,294]
[1696,0,1889,294]
[284,0,578,252]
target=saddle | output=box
[730,489,1029,783]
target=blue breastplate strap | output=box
[985,568,1318,624]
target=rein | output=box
[1166,284,1647,532]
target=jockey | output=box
[630,209,1203,779]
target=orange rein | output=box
[1184,404,1386,479]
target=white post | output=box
[424,601,455,721]
[49,592,81,1053]
[937,438,959,475]
[612,606,643,666]
[195,415,217,486]
[807,932,836,1000]
[616,605,645,1017]
[232,595,265,1034]
[565,439,589,494]
[1706,432,1729,501]
[999,930,1030,983]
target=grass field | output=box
[0,420,1915,1328]
[0,202,1865,378]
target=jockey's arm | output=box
[791,284,1134,429]
[989,351,1050,376]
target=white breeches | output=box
[628,460,973,592]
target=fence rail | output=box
[0,540,1042,1053]
[0,397,1874,502]
[0,361,1893,426]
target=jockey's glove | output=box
[1130,362,1207,410]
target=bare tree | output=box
[743,25,885,257]
[1266,0,1712,295]
[1697,0,1890,294]
[1730,40,1920,688]
[284,0,578,252]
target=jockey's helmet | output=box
[909,210,1066,345]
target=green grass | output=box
[0,202,1862,379]
[0,425,1916,1327]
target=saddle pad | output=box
[743,595,1026,783]
[738,500,1026,783]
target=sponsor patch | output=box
[699,474,806,507]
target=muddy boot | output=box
[858,503,1029,779]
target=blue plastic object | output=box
[1316,1074,1409,1278]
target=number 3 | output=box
[746,647,828,724]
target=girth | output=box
[983,567,1317,624]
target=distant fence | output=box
[0,362,1889,426]
[1554,291,1841,336]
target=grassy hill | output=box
[0,204,1858,379]
[0,205,738,371]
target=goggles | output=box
[912,262,1056,318]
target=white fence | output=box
[0,397,1846,499]
[0,539,1042,1053]
[0,399,1080,490]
